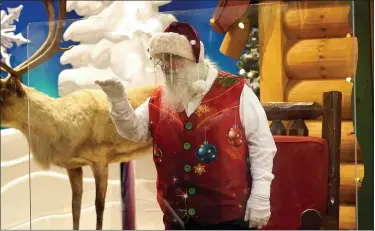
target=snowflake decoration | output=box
[1,5,29,67]
[195,104,210,117]
[194,164,206,175]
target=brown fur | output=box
[0,77,156,229]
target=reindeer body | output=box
[1,78,156,229]
[2,83,154,170]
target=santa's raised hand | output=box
[95,78,127,102]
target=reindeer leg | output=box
[91,163,108,230]
[67,167,83,230]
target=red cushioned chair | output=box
[260,91,342,230]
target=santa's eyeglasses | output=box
[151,54,185,69]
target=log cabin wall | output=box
[258,1,362,229]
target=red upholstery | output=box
[261,136,329,230]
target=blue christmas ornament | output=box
[196,141,218,163]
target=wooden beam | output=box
[285,79,353,120]
[284,38,358,80]
[258,1,288,102]
[283,1,351,39]
[262,102,322,121]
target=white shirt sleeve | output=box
[109,96,152,142]
[239,84,277,198]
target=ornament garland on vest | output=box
[196,108,218,165]
[226,109,245,160]
[227,124,243,147]
[153,144,163,165]
[196,141,218,163]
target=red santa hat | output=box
[148,21,204,63]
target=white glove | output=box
[95,78,127,102]
[244,194,271,229]
[95,77,133,121]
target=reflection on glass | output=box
[0,0,364,230]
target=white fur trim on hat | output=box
[148,32,204,62]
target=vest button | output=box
[183,142,191,150]
[184,165,191,172]
[188,187,196,195]
[185,122,193,130]
[188,208,196,216]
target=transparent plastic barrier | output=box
[0,1,362,230]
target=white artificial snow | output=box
[58,1,176,96]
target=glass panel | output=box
[1,9,31,229]
[0,1,361,230]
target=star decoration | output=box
[195,104,210,117]
[177,190,189,205]
[194,164,206,175]
[1,5,29,67]
[172,175,179,184]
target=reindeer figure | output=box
[0,0,155,229]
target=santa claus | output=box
[96,21,276,230]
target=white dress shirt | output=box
[109,65,277,198]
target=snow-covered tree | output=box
[58,1,176,97]
[237,28,260,98]
[1,4,28,67]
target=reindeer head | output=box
[0,76,26,126]
[0,0,69,127]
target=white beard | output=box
[160,59,207,113]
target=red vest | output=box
[148,73,251,226]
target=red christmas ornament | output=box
[153,145,163,165]
[227,125,243,147]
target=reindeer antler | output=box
[0,0,71,81]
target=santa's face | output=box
[153,53,201,112]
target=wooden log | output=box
[263,102,322,121]
[285,80,353,120]
[283,1,351,39]
[259,1,288,102]
[339,205,356,229]
[321,91,342,230]
[305,120,362,163]
[284,38,358,80]
[340,163,364,205]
